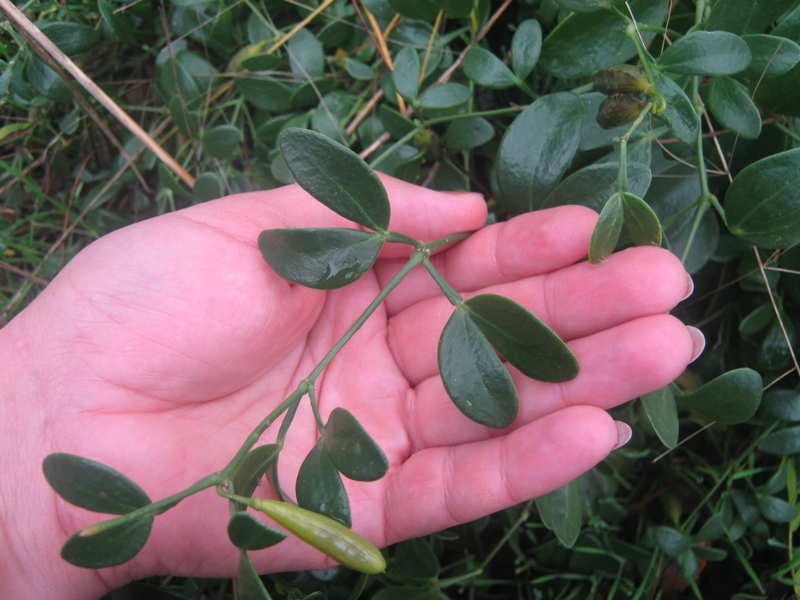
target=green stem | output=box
[369,129,418,170]
[423,107,522,127]
[308,385,325,432]
[774,121,800,145]
[424,230,474,253]
[616,102,653,193]
[422,256,463,305]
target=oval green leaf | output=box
[679,368,763,424]
[443,116,494,151]
[555,0,627,11]
[726,148,800,248]
[438,306,519,429]
[324,408,388,482]
[708,76,761,140]
[759,425,800,455]
[279,128,390,233]
[706,0,797,35]
[258,228,383,290]
[657,31,752,76]
[621,192,662,248]
[98,0,135,45]
[543,162,652,212]
[740,35,800,80]
[511,20,542,80]
[203,124,242,159]
[232,444,281,498]
[61,514,153,568]
[589,192,624,263]
[228,512,287,550]
[654,526,693,557]
[535,480,582,548]
[418,82,472,110]
[193,172,223,202]
[394,538,440,581]
[296,439,351,527]
[345,58,375,81]
[463,294,579,383]
[651,70,699,146]
[755,494,798,523]
[641,386,678,448]
[38,21,102,56]
[496,92,584,214]
[393,46,421,101]
[463,48,517,89]
[761,388,800,422]
[43,453,151,514]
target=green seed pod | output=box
[596,93,649,129]
[253,499,386,574]
[592,64,651,95]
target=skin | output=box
[0,175,700,599]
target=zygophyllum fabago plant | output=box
[41,127,582,592]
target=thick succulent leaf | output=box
[535,480,582,547]
[258,228,383,290]
[279,128,390,233]
[43,453,151,514]
[463,48,517,89]
[708,76,761,140]
[511,20,542,79]
[657,31,751,76]
[324,408,388,482]
[228,512,287,550]
[232,444,280,498]
[496,92,584,213]
[438,306,518,429]
[296,439,351,527]
[463,294,579,383]
[621,192,662,247]
[679,368,762,424]
[61,514,153,568]
[740,35,800,80]
[393,46,421,101]
[651,70,699,146]
[641,386,678,448]
[725,148,800,248]
[589,193,624,263]
[543,162,651,212]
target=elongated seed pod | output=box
[253,499,386,574]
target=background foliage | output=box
[2,0,800,597]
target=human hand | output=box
[0,175,700,599]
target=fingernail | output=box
[613,421,632,449]
[686,326,705,363]
[682,273,695,301]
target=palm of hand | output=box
[24,178,693,584]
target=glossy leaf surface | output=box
[324,408,388,482]
[679,368,762,424]
[228,512,287,550]
[418,83,472,110]
[657,31,751,75]
[589,193,624,263]
[642,386,678,448]
[535,480,582,547]
[463,294,579,383]
[443,117,494,151]
[258,228,383,290]
[511,20,542,79]
[496,92,584,213]
[621,192,662,247]
[543,162,651,212]
[61,514,153,568]
[726,148,800,248]
[233,444,280,498]
[463,48,517,89]
[438,307,518,429]
[279,128,390,232]
[708,76,761,140]
[43,453,151,514]
[651,70,699,146]
[393,47,421,101]
[296,439,351,527]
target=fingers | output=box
[381,405,619,544]
[389,245,690,386]
[405,314,694,449]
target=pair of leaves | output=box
[462,20,542,89]
[260,129,391,289]
[42,454,154,568]
[393,47,471,110]
[589,192,662,263]
[439,294,579,429]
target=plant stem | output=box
[616,102,653,194]
[422,256,463,305]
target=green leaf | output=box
[463,294,579,383]
[651,70,699,146]
[443,117,494,151]
[463,48,517,89]
[193,172,223,202]
[589,193,624,263]
[535,480,582,548]
[296,439,351,527]
[258,228,383,290]
[496,92,584,213]
[740,35,800,80]
[657,31,751,76]
[539,0,668,79]
[394,538,440,580]
[762,388,800,421]
[758,317,796,372]
[203,125,242,159]
[98,0,135,45]
[755,494,798,523]
[679,368,763,424]
[279,128,390,233]
[738,303,774,337]
[232,444,281,498]
[26,57,72,103]
[237,551,272,600]
[641,386,679,448]
[759,425,800,455]
[43,453,151,514]
[387,0,440,20]
[37,21,102,56]
[379,105,417,139]
[61,514,153,568]
[668,208,719,274]
[288,29,324,79]
[345,58,375,81]
[438,306,519,429]
[543,162,652,212]
[511,20,542,80]
[555,0,627,11]
[706,0,798,35]
[622,192,662,247]
[708,76,761,140]
[418,83,472,110]
[393,47,421,101]
[726,148,800,248]
[324,408,388,482]
[654,526,693,557]
[228,512,287,550]
[235,77,293,113]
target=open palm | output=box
[2,175,697,597]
